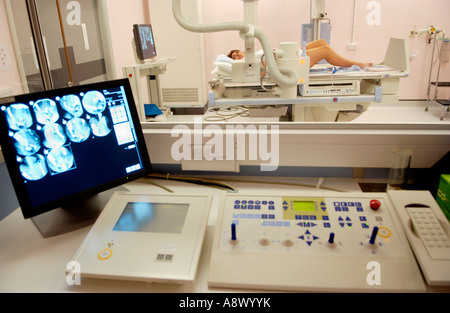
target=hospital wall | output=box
[203,0,450,100]
[1,0,449,101]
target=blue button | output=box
[262,201,267,205]
[283,222,290,227]
[255,205,261,210]
[322,216,329,220]
[362,223,369,228]
[234,200,240,204]
[303,215,310,220]
[242,200,247,204]
[359,216,367,221]
[335,207,342,211]
[234,205,240,209]
[276,221,282,227]
[295,215,302,220]
[310,216,317,220]
[268,205,275,210]
[269,201,275,205]
[342,207,349,212]
[324,222,331,228]
[248,200,254,204]
[269,215,275,219]
[262,214,268,219]
[247,214,253,219]
[269,221,275,226]
[248,205,254,210]
[357,207,364,212]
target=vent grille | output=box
[162,88,199,103]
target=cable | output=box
[146,173,238,191]
[145,173,345,193]
[204,106,250,122]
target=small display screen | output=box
[293,201,316,212]
[133,24,157,61]
[113,202,189,234]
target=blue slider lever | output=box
[328,232,335,244]
[369,226,379,245]
[231,223,237,241]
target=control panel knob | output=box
[369,226,379,245]
[370,199,381,210]
[282,239,294,247]
[259,238,270,246]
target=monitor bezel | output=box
[0,78,152,219]
[133,24,157,61]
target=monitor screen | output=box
[133,24,157,61]
[0,78,152,220]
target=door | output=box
[7,0,112,92]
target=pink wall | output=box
[202,0,450,100]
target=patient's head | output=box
[228,49,245,60]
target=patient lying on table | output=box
[227,39,372,69]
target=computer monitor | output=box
[0,78,152,237]
[133,24,157,61]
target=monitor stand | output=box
[31,186,128,238]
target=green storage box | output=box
[436,174,450,222]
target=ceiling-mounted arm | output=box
[172,0,298,89]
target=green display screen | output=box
[293,201,316,212]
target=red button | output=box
[370,199,381,210]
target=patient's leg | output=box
[305,39,328,50]
[306,44,371,69]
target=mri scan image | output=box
[82,91,107,115]
[19,154,48,181]
[60,95,84,118]
[46,146,75,174]
[43,123,67,149]
[5,104,33,130]
[66,117,91,143]
[89,115,111,137]
[33,99,59,125]
[13,129,41,156]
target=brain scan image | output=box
[82,91,107,115]
[33,99,59,125]
[66,117,91,143]
[60,95,83,118]
[5,104,33,130]
[19,154,48,181]
[46,146,74,174]
[13,129,41,156]
[43,123,67,149]
[89,115,111,137]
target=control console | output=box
[208,191,426,292]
